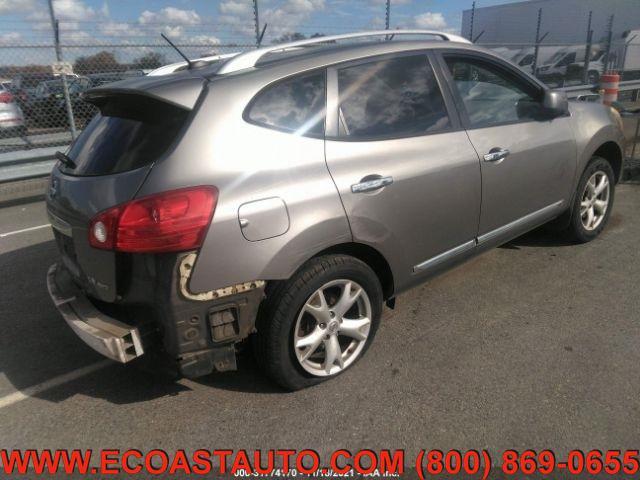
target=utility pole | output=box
[47,0,77,139]
[253,0,260,48]
[385,0,390,30]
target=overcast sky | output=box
[0,0,520,45]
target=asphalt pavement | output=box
[0,185,639,461]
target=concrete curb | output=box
[0,146,61,184]
[0,176,50,206]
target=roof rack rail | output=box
[217,29,471,75]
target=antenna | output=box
[161,33,193,69]
[257,23,268,47]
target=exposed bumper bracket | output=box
[47,263,144,363]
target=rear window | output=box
[63,95,189,176]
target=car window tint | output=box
[444,56,540,128]
[247,71,326,137]
[65,96,189,176]
[337,55,450,139]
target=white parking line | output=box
[0,360,112,409]
[0,224,51,238]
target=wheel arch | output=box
[592,141,623,183]
[311,242,395,301]
[552,142,622,232]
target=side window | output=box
[247,71,326,137]
[558,52,576,66]
[444,56,542,128]
[337,55,450,139]
[519,54,534,66]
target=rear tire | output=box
[254,255,383,391]
[567,156,615,243]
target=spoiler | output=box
[82,74,206,110]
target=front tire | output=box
[567,156,615,243]
[254,255,383,391]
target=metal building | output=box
[462,0,640,45]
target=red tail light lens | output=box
[0,92,13,103]
[89,186,218,253]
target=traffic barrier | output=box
[601,72,620,105]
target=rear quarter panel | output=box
[136,73,351,293]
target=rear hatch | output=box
[46,74,206,302]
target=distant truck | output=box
[510,46,563,74]
[534,30,640,86]
[535,45,605,86]
[613,29,640,80]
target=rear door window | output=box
[336,54,450,139]
[64,95,188,176]
[246,70,326,137]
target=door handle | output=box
[351,176,393,193]
[483,148,510,163]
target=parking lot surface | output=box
[0,185,639,459]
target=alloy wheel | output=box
[293,279,372,377]
[580,171,610,231]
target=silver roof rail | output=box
[217,30,472,75]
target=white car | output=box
[147,53,239,76]
[0,83,25,137]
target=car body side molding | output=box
[413,240,477,274]
[477,200,565,245]
[412,200,566,274]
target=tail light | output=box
[89,186,218,253]
[0,92,13,103]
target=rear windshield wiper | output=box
[55,151,76,169]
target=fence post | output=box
[47,0,77,140]
[385,0,391,30]
[531,8,543,76]
[582,10,593,85]
[253,0,260,48]
[604,14,615,71]
[468,1,475,41]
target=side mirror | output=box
[542,89,569,117]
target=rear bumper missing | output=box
[47,263,144,363]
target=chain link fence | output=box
[0,39,253,155]
[0,0,639,180]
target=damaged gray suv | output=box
[47,31,625,390]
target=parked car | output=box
[30,77,92,127]
[46,30,625,390]
[11,72,57,118]
[86,72,127,87]
[0,82,25,137]
[86,71,144,87]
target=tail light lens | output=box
[89,186,218,253]
[0,92,13,103]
